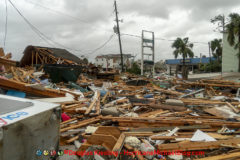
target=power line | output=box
[8,0,84,53]
[23,0,208,46]
[8,0,116,57]
[3,0,8,50]
[8,0,62,47]
[24,0,114,34]
[122,33,208,45]
[25,0,89,23]
[87,34,115,55]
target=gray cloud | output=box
[0,0,239,62]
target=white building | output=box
[95,54,133,70]
[222,33,239,72]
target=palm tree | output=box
[226,13,240,72]
[210,39,222,62]
[172,37,194,80]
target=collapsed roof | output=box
[20,45,82,67]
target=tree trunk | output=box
[182,55,188,80]
[238,54,240,72]
[238,35,240,72]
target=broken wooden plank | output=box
[130,125,211,132]
[60,116,101,132]
[149,104,187,112]
[85,91,100,115]
[95,126,121,139]
[95,93,101,115]
[0,77,65,97]
[112,133,126,155]
[101,91,109,104]
[197,151,240,160]
[181,98,240,105]
[124,132,154,137]
[150,136,176,140]
[66,135,79,144]
[157,138,240,151]
[87,134,117,151]
[226,102,240,113]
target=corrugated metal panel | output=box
[222,33,239,72]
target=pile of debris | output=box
[0,46,96,99]
[1,46,240,159]
[57,75,240,160]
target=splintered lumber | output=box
[0,77,65,97]
[225,102,240,113]
[102,117,240,128]
[85,91,100,115]
[101,91,109,104]
[202,79,240,86]
[87,134,117,150]
[206,133,234,140]
[112,133,126,153]
[157,138,240,151]
[78,127,121,153]
[0,57,17,70]
[60,115,83,125]
[130,125,211,132]
[116,98,129,104]
[176,81,240,88]
[139,109,165,117]
[77,141,92,153]
[60,116,101,132]
[66,135,79,144]
[153,85,184,96]
[63,104,80,109]
[150,136,176,140]
[124,132,155,137]
[95,94,101,115]
[149,104,187,112]
[181,98,240,105]
[0,48,4,57]
[197,152,240,160]
[95,126,121,139]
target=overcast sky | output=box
[0,0,240,62]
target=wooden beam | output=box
[0,77,65,97]
[226,102,240,113]
[66,135,79,144]
[85,91,100,115]
[95,126,121,139]
[112,133,126,154]
[60,116,101,132]
[101,91,109,104]
[157,138,240,151]
[197,152,240,160]
[87,134,117,151]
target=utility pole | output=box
[222,14,225,33]
[208,42,212,72]
[221,14,225,77]
[114,0,124,72]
